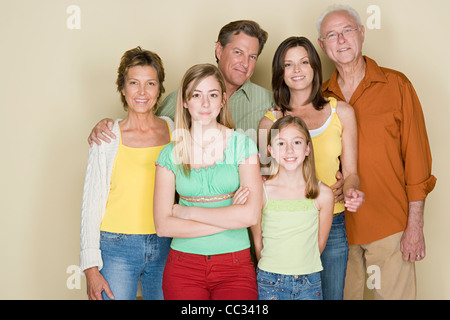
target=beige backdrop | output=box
[1,0,448,299]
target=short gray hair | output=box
[316,4,362,36]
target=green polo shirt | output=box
[155,80,274,143]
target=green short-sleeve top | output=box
[156,130,259,255]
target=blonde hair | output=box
[266,115,320,199]
[173,63,234,175]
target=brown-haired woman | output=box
[80,47,173,300]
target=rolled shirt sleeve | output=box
[401,80,437,201]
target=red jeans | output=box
[162,248,257,300]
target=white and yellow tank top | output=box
[264,97,344,214]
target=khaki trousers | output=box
[343,231,416,300]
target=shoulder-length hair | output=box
[116,46,165,112]
[173,63,234,175]
[266,115,320,199]
[272,37,327,114]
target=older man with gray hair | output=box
[317,5,436,299]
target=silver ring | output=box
[416,254,421,258]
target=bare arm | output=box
[153,165,227,238]
[401,200,426,262]
[258,116,275,172]
[329,171,344,203]
[316,183,334,253]
[88,118,116,146]
[251,190,266,262]
[173,154,263,229]
[337,101,365,212]
[251,214,263,261]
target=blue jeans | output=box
[320,212,349,300]
[99,232,171,300]
[257,269,323,300]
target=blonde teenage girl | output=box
[153,64,262,300]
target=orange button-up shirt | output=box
[323,56,436,245]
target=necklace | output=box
[190,126,224,163]
[190,126,223,149]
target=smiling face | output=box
[183,75,225,126]
[318,10,365,66]
[215,32,260,92]
[283,46,314,92]
[268,123,311,172]
[121,65,160,114]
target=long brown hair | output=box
[266,115,320,199]
[272,37,327,114]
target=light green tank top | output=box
[258,185,323,275]
[263,97,344,214]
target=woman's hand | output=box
[330,170,345,203]
[172,204,191,220]
[232,186,250,205]
[85,267,114,300]
[344,188,365,212]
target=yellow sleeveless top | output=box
[100,121,172,234]
[264,97,345,214]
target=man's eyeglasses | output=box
[321,27,360,42]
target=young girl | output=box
[252,115,334,300]
[153,63,262,300]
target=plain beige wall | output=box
[0,0,448,299]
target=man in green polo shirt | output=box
[87,20,274,145]
[156,20,274,142]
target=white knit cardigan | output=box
[79,117,173,272]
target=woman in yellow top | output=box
[258,37,364,300]
[80,47,173,300]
